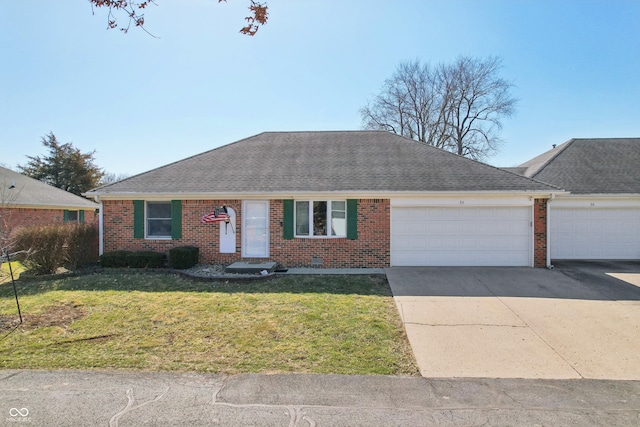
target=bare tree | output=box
[99,172,130,186]
[361,56,517,160]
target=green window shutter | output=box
[63,209,69,223]
[283,200,294,240]
[79,210,85,224]
[346,199,358,240]
[133,200,144,239]
[171,200,182,240]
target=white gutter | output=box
[546,193,555,269]
[87,190,569,201]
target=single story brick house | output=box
[0,166,99,235]
[85,131,564,268]
[508,138,640,260]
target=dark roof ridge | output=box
[570,137,640,141]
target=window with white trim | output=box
[146,201,172,238]
[295,200,347,237]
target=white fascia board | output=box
[551,194,640,208]
[91,190,567,202]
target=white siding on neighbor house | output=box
[391,206,532,267]
[550,206,640,259]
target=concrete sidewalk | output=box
[1,370,639,426]
[386,265,640,380]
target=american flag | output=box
[201,207,230,224]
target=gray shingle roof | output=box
[88,131,559,196]
[0,166,99,209]
[519,138,640,194]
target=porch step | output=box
[225,261,277,274]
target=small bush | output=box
[65,224,99,270]
[12,223,100,274]
[127,251,165,268]
[99,251,132,268]
[13,225,69,274]
[169,246,199,269]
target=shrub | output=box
[99,251,132,268]
[65,223,99,270]
[169,246,199,269]
[13,225,69,274]
[127,251,165,268]
[12,223,100,274]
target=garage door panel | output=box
[391,206,532,267]
[551,207,640,259]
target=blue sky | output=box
[1,1,639,176]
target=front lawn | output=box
[0,272,418,375]
[0,261,25,284]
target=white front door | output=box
[243,200,269,258]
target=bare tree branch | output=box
[88,0,268,36]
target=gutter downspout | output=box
[95,197,104,256]
[546,194,555,269]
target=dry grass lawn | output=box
[0,271,418,375]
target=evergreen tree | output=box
[19,133,104,196]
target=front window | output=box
[147,201,172,238]
[295,200,346,238]
[67,210,79,223]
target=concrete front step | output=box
[225,261,277,274]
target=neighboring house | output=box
[85,131,563,268]
[510,138,640,261]
[0,166,99,235]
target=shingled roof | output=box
[0,166,99,209]
[87,131,560,197]
[518,138,640,194]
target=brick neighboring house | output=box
[507,138,640,261]
[0,166,99,237]
[85,131,563,268]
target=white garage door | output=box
[551,207,640,259]
[391,207,532,266]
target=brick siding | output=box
[533,198,548,268]
[269,199,390,268]
[0,207,97,234]
[102,199,391,268]
[102,198,548,268]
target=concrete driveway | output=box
[386,261,640,379]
